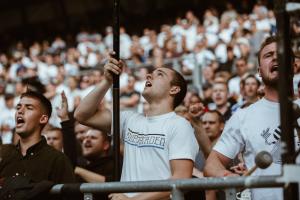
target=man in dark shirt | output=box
[0,91,75,184]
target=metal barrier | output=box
[50,164,300,200]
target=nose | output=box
[17,106,24,114]
[146,73,152,80]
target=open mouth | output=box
[16,116,25,127]
[270,65,278,73]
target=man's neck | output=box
[264,86,279,102]
[19,133,41,156]
[216,104,228,115]
[147,101,173,116]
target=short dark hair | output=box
[205,110,225,124]
[169,68,187,109]
[241,74,261,88]
[20,90,52,118]
[257,35,294,66]
[257,35,277,66]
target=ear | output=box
[103,141,110,151]
[170,86,181,95]
[39,115,49,125]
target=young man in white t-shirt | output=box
[74,54,199,199]
[204,35,299,200]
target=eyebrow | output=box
[156,69,168,76]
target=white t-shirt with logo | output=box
[214,98,300,200]
[120,111,199,197]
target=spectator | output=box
[43,127,64,152]
[228,57,249,100]
[0,90,75,184]
[74,56,198,199]
[211,81,232,121]
[204,35,299,200]
[120,75,140,111]
[75,129,114,183]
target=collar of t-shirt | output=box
[146,111,176,121]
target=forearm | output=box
[75,167,106,182]
[131,192,170,200]
[204,151,233,177]
[61,119,77,167]
[191,120,212,158]
[74,79,111,122]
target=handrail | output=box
[50,175,284,195]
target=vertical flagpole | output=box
[274,0,299,199]
[112,0,121,181]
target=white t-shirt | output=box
[120,111,199,197]
[214,98,300,200]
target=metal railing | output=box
[49,164,300,200]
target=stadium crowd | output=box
[0,1,300,200]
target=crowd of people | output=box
[0,1,300,200]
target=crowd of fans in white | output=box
[0,1,299,145]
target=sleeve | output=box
[60,119,78,168]
[50,154,76,184]
[213,111,245,159]
[168,118,199,161]
[120,110,135,141]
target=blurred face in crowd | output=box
[235,59,248,77]
[44,129,63,151]
[258,42,278,88]
[74,123,90,143]
[202,112,224,141]
[82,129,110,159]
[212,83,228,107]
[244,77,259,99]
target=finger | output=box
[108,57,119,66]
[61,91,67,100]
[105,64,122,75]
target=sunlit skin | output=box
[258,42,278,88]
[142,68,180,115]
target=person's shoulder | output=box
[170,113,193,127]
[0,144,17,155]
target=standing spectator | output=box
[211,81,232,121]
[0,94,16,144]
[228,57,249,100]
[0,91,75,184]
[120,75,140,111]
[43,127,64,152]
[204,35,299,200]
[74,56,198,199]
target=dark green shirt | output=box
[0,137,75,184]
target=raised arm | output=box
[74,56,123,133]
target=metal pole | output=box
[274,0,299,199]
[171,186,184,200]
[112,0,121,181]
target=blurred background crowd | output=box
[0,0,299,184]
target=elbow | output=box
[74,109,86,124]
[203,164,211,177]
